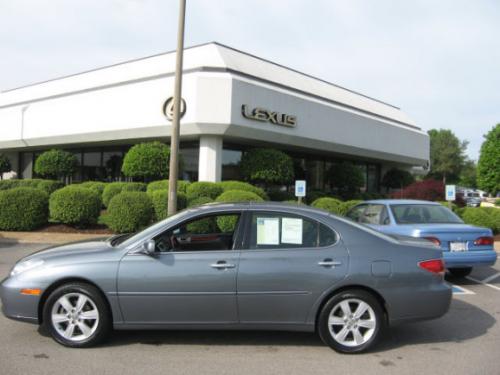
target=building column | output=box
[198,135,222,182]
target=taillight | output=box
[419,259,445,274]
[474,236,494,246]
[423,236,441,246]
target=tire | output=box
[448,267,473,278]
[318,289,384,353]
[42,282,111,348]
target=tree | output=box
[477,124,500,194]
[34,149,78,179]
[459,159,477,188]
[240,148,294,185]
[122,142,171,181]
[427,129,468,184]
[330,162,364,198]
[0,153,12,179]
[382,168,415,189]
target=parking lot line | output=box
[451,285,475,295]
[481,272,500,284]
[466,276,500,291]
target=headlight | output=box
[10,259,45,277]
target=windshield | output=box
[119,209,192,248]
[390,204,463,224]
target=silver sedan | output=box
[0,202,451,353]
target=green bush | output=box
[121,142,171,180]
[306,190,330,204]
[240,148,294,185]
[0,153,12,177]
[150,189,187,221]
[49,186,101,227]
[216,190,264,232]
[311,197,344,215]
[101,182,145,207]
[36,180,64,194]
[461,207,500,234]
[0,188,48,231]
[216,181,268,200]
[382,168,415,189]
[80,181,107,196]
[340,200,363,215]
[107,192,153,233]
[438,201,458,212]
[329,162,364,199]
[495,199,500,207]
[187,196,214,208]
[186,181,223,201]
[34,149,78,178]
[146,179,191,194]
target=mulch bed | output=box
[36,224,113,235]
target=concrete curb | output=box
[0,231,109,245]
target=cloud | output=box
[1,0,498,160]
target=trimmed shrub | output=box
[36,180,64,194]
[240,148,294,185]
[34,149,78,178]
[121,142,171,180]
[101,182,145,207]
[49,186,101,227]
[461,207,500,234]
[107,192,153,233]
[146,179,191,194]
[80,181,107,196]
[391,179,444,201]
[215,190,264,232]
[186,181,223,201]
[150,189,187,221]
[311,197,344,215]
[306,190,330,204]
[340,200,363,216]
[0,188,48,230]
[187,196,214,208]
[216,181,268,200]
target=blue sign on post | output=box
[445,185,456,201]
[295,180,306,198]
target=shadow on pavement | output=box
[104,299,494,351]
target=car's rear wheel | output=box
[42,283,111,348]
[448,267,472,278]
[318,289,384,353]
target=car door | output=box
[236,210,349,324]
[117,211,243,324]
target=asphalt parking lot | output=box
[1,243,499,375]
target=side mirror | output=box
[142,239,156,255]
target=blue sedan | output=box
[346,199,497,277]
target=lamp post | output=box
[167,0,186,216]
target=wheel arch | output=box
[314,284,388,330]
[37,277,113,325]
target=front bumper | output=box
[443,250,497,269]
[0,277,40,324]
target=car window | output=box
[153,212,241,252]
[247,212,337,249]
[346,204,389,225]
[390,204,463,224]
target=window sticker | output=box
[281,218,303,244]
[256,217,280,245]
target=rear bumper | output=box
[0,277,40,324]
[443,250,497,269]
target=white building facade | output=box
[0,42,429,192]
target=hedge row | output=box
[311,197,362,216]
[0,178,64,194]
[0,188,49,230]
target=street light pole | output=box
[167,0,186,216]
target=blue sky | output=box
[1,0,499,160]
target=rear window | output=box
[390,204,463,224]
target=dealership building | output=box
[0,42,429,192]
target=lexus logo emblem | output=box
[162,97,186,121]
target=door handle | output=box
[318,259,342,268]
[210,261,236,269]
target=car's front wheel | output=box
[42,282,111,348]
[448,267,473,278]
[318,289,384,353]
